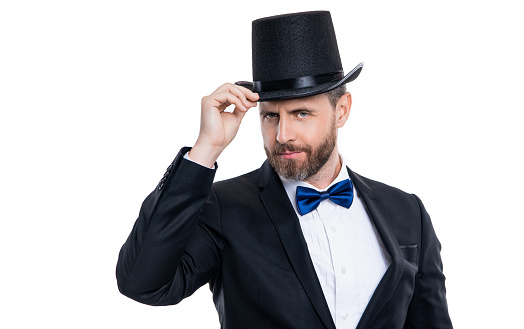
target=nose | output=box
[276,115,295,144]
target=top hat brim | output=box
[235,62,363,102]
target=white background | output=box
[1,0,523,328]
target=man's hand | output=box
[188,83,259,167]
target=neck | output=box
[304,146,342,190]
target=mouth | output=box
[279,151,303,159]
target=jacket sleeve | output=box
[405,195,453,329]
[116,147,224,306]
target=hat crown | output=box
[252,11,343,82]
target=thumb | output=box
[232,105,249,122]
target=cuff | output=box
[183,151,216,170]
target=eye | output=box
[264,113,278,120]
[297,111,309,118]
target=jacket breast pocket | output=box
[400,244,418,261]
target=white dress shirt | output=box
[280,156,391,329]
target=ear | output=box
[335,91,351,128]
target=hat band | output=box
[252,70,344,93]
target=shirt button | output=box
[331,226,337,232]
[341,267,347,274]
[342,313,349,320]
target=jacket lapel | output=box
[257,161,336,329]
[348,168,405,329]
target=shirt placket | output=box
[318,203,355,328]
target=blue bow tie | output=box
[295,179,354,216]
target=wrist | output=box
[188,142,223,168]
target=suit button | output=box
[166,164,173,171]
[160,176,167,183]
[159,182,165,190]
[163,171,170,178]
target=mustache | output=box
[271,143,311,155]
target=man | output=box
[116,11,453,329]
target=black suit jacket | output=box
[117,147,452,328]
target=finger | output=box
[212,82,234,94]
[208,83,258,111]
[222,83,259,109]
[226,84,252,109]
[232,104,251,122]
[235,84,260,103]
[232,106,246,120]
[209,92,248,112]
[216,82,259,105]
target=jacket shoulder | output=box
[351,170,417,202]
[212,168,261,193]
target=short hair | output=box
[325,84,347,109]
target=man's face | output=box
[259,93,339,181]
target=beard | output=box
[264,120,337,181]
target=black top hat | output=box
[236,11,363,101]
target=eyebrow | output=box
[259,109,275,117]
[291,108,315,113]
[259,107,317,116]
